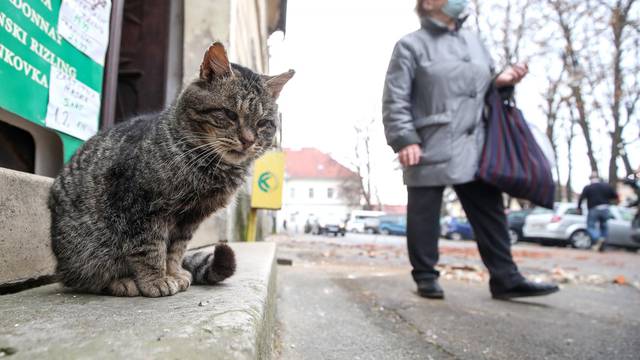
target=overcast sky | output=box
[268,0,639,205]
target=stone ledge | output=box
[0,242,277,360]
[0,167,226,287]
[0,167,55,285]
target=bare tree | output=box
[338,175,363,208]
[350,118,379,210]
[474,0,535,68]
[547,0,603,176]
[565,107,579,201]
[548,0,640,185]
[540,71,567,200]
[598,0,640,184]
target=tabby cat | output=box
[48,42,294,297]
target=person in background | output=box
[577,173,619,252]
[382,0,559,300]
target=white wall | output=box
[183,0,270,82]
[277,178,355,233]
[182,0,274,241]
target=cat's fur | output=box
[48,43,294,297]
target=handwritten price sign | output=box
[57,0,112,65]
[45,66,100,140]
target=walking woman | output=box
[382,0,559,299]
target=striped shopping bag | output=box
[476,87,555,209]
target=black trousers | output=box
[407,180,525,292]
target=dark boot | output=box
[417,279,444,299]
[492,279,559,300]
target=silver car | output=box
[523,203,638,250]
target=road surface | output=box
[273,233,640,360]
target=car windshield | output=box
[381,216,402,223]
[354,215,381,222]
[564,207,581,215]
[532,207,554,215]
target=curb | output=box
[0,242,277,359]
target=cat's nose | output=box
[239,130,255,150]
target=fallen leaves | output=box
[437,263,488,283]
[613,275,626,285]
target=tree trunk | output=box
[608,9,623,186]
[551,1,600,175]
[621,150,634,177]
[570,91,600,176]
[566,118,576,202]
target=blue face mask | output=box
[442,0,469,19]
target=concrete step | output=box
[0,167,55,286]
[0,166,228,289]
[0,242,277,360]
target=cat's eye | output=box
[257,119,272,128]
[224,109,238,121]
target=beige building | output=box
[0,0,288,245]
[182,0,288,242]
[277,148,361,233]
[183,0,286,80]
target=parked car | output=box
[441,217,474,240]
[632,220,640,244]
[523,203,638,250]
[311,215,346,236]
[378,215,406,236]
[507,209,533,244]
[345,210,385,233]
[623,177,640,243]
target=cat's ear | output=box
[262,70,295,99]
[200,42,234,81]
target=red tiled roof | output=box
[284,148,358,179]
[381,205,407,215]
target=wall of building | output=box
[182,0,276,242]
[277,178,356,233]
[230,0,269,73]
[183,0,271,82]
[183,0,232,82]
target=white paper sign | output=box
[58,0,112,65]
[45,66,101,140]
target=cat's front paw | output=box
[169,268,192,292]
[107,277,140,297]
[137,277,180,297]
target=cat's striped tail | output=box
[182,243,236,285]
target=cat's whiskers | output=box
[172,140,229,182]
[173,144,219,179]
[215,138,241,150]
[168,146,213,183]
[171,143,227,208]
[161,139,210,169]
[170,135,218,151]
[168,134,217,149]
[208,152,225,173]
[163,139,219,170]
[161,134,237,193]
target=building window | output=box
[309,188,314,199]
[290,187,295,199]
[327,188,334,199]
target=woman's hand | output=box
[398,144,421,167]
[495,63,528,87]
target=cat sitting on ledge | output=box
[48,42,294,297]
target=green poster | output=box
[0,0,108,160]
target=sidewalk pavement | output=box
[0,242,277,360]
[275,234,640,360]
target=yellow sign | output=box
[250,151,285,210]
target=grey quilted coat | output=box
[382,16,496,187]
